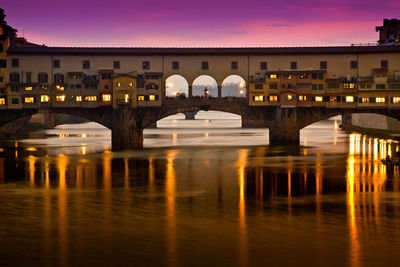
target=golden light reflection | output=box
[57,154,68,267]
[166,150,178,267]
[347,154,360,267]
[172,133,177,145]
[237,149,249,267]
[27,155,37,187]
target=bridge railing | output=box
[163,97,247,106]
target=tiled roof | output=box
[7,45,400,55]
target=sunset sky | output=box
[2,0,400,47]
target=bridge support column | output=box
[184,111,197,120]
[341,114,352,125]
[268,108,301,146]
[111,108,144,150]
[188,85,193,99]
[218,85,222,98]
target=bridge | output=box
[1,98,400,150]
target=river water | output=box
[0,111,400,266]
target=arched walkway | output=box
[221,75,246,97]
[165,75,189,98]
[192,75,218,98]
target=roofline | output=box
[6,45,400,56]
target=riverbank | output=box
[340,124,400,140]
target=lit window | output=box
[102,94,111,102]
[361,97,369,103]
[269,74,277,79]
[84,96,97,102]
[25,86,33,91]
[41,85,48,90]
[376,97,385,103]
[254,95,264,102]
[117,82,121,87]
[343,83,355,89]
[56,95,65,102]
[24,97,34,103]
[315,96,323,102]
[129,82,133,87]
[138,95,145,101]
[56,85,64,90]
[287,95,293,100]
[124,94,129,103]
[0,98,5,105]
[299,95,307,101]
[345,96,354,102]
[149,94,156,101]
[329,96,338,102]
[393,97,400,103]
[40,95,49,103]
[76,96,82,102]
[269,95,278,102]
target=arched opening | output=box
[221,75,246,97]
[192,75,218,98]
[165,75,189,98]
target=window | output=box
[117,82,121,87]
[311,73,318,79]
[393,97,400,103]
[312,84,318,90]
[0,98,5,105]
[138,95,145,101]
[381,60,388,69]
[11,98,19,104]
[56,85,64,90]
[320,61,327,69]
[0,59,6,68]
[345,96,354,102]
[146,84,159,90]
[328,83,339,89]
[101,73,112,80]
[376,97,385,103]
[41,95,49,103]
[124,94,129,103]
[329,96,338,102]
[318,84,324,90]
[26,73,32,83]
[284,74,292,80]
[142,61,150,70]
[11,58,19,68]
[0,76,3,82]
[389,83,400,89]
[0,44,2,52]
[129,82,133,87]
[25,86,33,91]
[299,73,309,79]
[299,95,307,101]
[254,95,264,102]
[84,96,97,101]
[350,61,358,69]
[54,73,64,84]
[102,94,111,102]
[315,96,323,102]
[24,97,34,103]
[201,61,209,70]
[318,73,324,79]
[260,62,267,70]
[255,84,263,89]
[231,61,238,70]
[53,60,60,68]
[38,73,48,83]
[376,84,386,89]
[149,94,157,101]
[269,83,278,89]
[41,85,48,90]
[290,61,297,70]
[269,95,278,102]
[9,72,20,83]
[172,61,179,70]
[113,61,120,69]
[82,60,90,69]
[298,84,309,89]
[76,96,82,102]
[56,95,66,102]
[269,74,277,79]
[343,83,355,89]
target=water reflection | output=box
[1,125,400,266]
